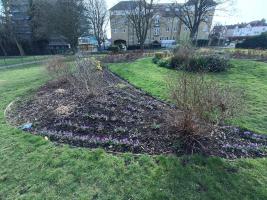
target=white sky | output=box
[106,0,267,37]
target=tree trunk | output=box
[139,36,145,52]
[190,28,198,46]
[140,44,145,52]
[208,38,212,46]
[0,42,8,56]
[14,38,25,56]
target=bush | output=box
[158,57,171,68]
[102,52,144,63]
[170,42,194,69]
[67,58,104,97]
[153,51,171,64]
[169,42,230,72]
[107,45,120,53]
[186,55,231,72]
[231,49,267,60]
[168,73,244,154]
[45,56,70,79]
[236,32,267,49]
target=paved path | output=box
[0,59,48,69]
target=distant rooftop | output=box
[109,1,138,11]
[110,1,182,17]
[225,19,267,29]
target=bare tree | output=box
[55,0,87,49]
[172,0,233,41]
[0,2,7,56]
[127,0,154,50]
[85,0,108,49]
[0,0,25,55]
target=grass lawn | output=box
[0,55,50,67]
[1,63,267,199]
[109,58,267,134]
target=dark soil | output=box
[6,69,267,159]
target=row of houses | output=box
[209,19,267,46]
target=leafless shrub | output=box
[168,73,244,154]
[101,51,145,63]
[45,56,70,79]
[231,49,267,61]
[67,57,104,97]
[170,42,195,69]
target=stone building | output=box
[109,1,214,47]
[9,0,32,40]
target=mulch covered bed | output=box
[6,69,267,159]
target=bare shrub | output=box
[170,42,195,69]
[231,49,267,61]
[168,73,244,154]
[45,56,70,79]
[101,51,144,63]
[67,57,104,97]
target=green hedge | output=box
[236,32,267,49]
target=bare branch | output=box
[85,0,108,48]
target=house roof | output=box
[109,1,138,11]
[110,1,182,17]
[226,19,267,29]
[186,0,217,6]
[153,3,181,17]
[48,35,69,46]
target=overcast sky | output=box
[107,0,267,26]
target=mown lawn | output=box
[0,55,50,67]
[109,58,267,134]
[1,63,267,199]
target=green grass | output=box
[0,55,50,67]
[1,63,267,199]
[109,58,267,134]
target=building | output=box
[209,19,267,45]
[226,20,267,40]
[48,35,71,54]
[109,1,214,47]
[9,0,32,40]
[78,36,98,52]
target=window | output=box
[154,27,160,35]
[123,29,126,33]
[166,27,170,32]
[112,29,117,33]
[173,27,178,32]
[155,15,160,24]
